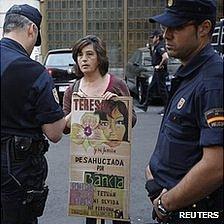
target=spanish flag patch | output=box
[204,108,224,128]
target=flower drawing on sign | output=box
[71,112,106,151]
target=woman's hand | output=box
[102,91,118,100]
[65,113,71,129]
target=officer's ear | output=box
[198,20,212,37]
[27,23,37,37]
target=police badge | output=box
[177,97,185,110]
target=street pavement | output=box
[39,104,163,224]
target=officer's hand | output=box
[155,65,164,71]
[153,188,169,222]
[145,165,154,180]
[102,91,118,100]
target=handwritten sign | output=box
[68,95,132,221]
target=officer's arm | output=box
[160,52,169,66]
[42,118,67,143]
[156,52,169,70]
[157,146,223,211]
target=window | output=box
[95,0,100,8]
[88,0,93,8]
[118,1,123,8]
[102,0,108,8]
[102,22,108,30]
[70,1,74,8]
[55,23,61,30]
[128,0,134,7]
[55,12,61,20]
[102,11,108,19]
[55,33,61,41]
[137,0,142,7]
[96,22,102,30]
[48,1,53,8]
[77,11,82,20]
[70,11,75,19]
[48,12,54,19]
[137,21,142,29]
[88,22,92,30]
[62,1,67,8]
[55,1,61,8]
[77,0,81,8]
[77,22,82,30]
[48,23,54,30]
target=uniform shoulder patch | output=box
[52,88,59,104]
[204,108,224,128]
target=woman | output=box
[63,35,137,224]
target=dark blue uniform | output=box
[149,44,223,221]
[150,41,169,106]
[1,38,64,138]
[1,38,64,224]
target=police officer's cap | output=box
[149,0,217,27]
[6,4,42,46]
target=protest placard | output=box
[68,95,132,221]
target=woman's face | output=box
[100,107,126,147]
[77,44,99,75]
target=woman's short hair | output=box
[72,35,109,77]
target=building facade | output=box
[39,0,223,70]
[40,0,168,70]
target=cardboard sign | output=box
[68,95,132,221]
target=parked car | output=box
[125,47,180,104]
[43,49,77,105]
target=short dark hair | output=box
[72,35,109,77]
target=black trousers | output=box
[1,137,48,224]
[144,70,168,106]
[154,70,168,106]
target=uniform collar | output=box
[1,37,29,57]
[176,44,215,78]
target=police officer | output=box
[1,4,69,224]
[139,30,169,114]
[145,0,223,223]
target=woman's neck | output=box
[80,73,110,97]
[82,71,106,84]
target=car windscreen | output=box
[45,52,74,67]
